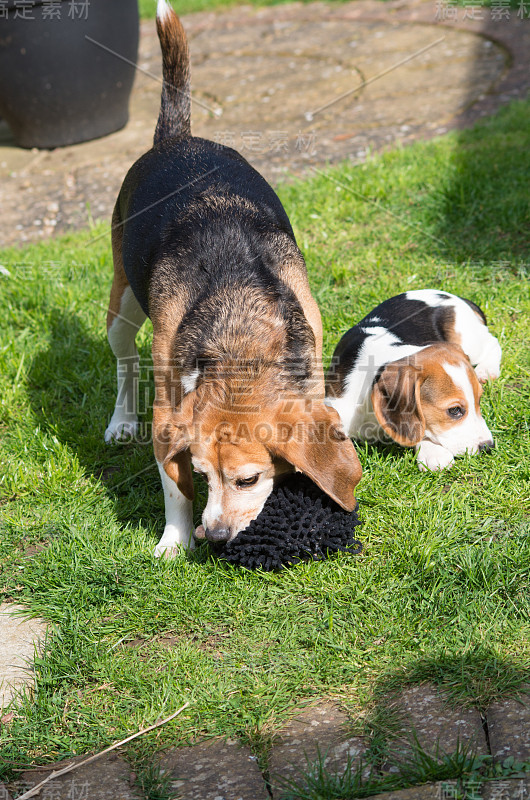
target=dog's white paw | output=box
[474,360,501,384]
[153,541,195,559]
[416,441,454,472]
[153,542,180,559]
[104,416,139,443]
[153,526,195,559]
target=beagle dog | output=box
[105,0,362,556]
[326,290,502,471]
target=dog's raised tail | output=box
[154,0,191,144]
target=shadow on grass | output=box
[425,14,530,268]
[385,650,530,708]
[274,650,529,800]
[431,101,530,268]
[355,648,529,766]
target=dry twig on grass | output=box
[14,703,189,800]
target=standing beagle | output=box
[105,0,362,556]
[326,290,501,471]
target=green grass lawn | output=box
[138,0,348,18]
[0,99,529,797]
[138,0,518,19]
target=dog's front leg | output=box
[152,404,194,558]
[154,461,194,557]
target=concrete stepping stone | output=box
[159,738,269,800]
[387,683,487,760]
[268,701,366,790]
[0,603,48,709]
[369,784,441,800]
[487,689,530,762]
[15,754,141,800]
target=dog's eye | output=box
[447,405,465,419]
[236,474,259,488]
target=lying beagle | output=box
[326,290,501,471]
[104,0,361,556]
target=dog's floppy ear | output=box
[372,361,425,446]
[268,400,361,511]
[163,390,196,501]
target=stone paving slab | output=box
[487,689,530,762]
[160,737,269,800]
[0,603,48,709]
[369,783,441,800]
[15,754,141,800]
[388,683,488,760]
[1,0,529,247]
[268,701,367,790]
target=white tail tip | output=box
[157,0,172,21]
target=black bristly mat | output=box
[210,473,362,571]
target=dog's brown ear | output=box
[268,400,361,511]
[162,391,196,501]
[372,361,425,446]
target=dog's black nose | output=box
[204,526,231,543]
[478,439,495,454]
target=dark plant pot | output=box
[0,0,139,148]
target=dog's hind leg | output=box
[105,206,147,442]
[453,299,502,383]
